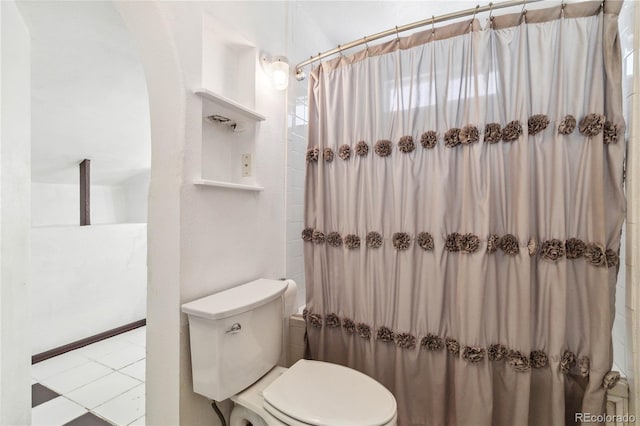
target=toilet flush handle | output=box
[226,323,242,334]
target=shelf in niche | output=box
[193,179,264,192]
[194,89,266,122]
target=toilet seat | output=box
[262,359,397,426]
[263,401,314,426]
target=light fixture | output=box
[271,58,289,90]
[260,54,290,91]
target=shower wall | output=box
[285,2,334,309]
[286,89,309,309]
[613,0,635,377]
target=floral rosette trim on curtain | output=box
[305,113,621,162]
[301,228,620,268]
[301,309,590,375]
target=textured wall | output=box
[31,224,147,354]
[0,1,31,423]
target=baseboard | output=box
[32,319,146,364]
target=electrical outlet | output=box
[242,154,252,177]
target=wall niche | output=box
[194,16,265,192]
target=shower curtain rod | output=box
[294,0,545,79]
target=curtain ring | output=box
[338,45,344,57]
[395,26,400,43]
[521,7,527,24]
[561,2,566,18]
[600,1,605,13]
[431,16,435,35]
[488,2,494,28]
[470,5,479,29]
[363,36,369,55]
[488,3,495,29]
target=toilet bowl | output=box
[230,361,397,426]
[181,278,398,426]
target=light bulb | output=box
[271,59,289,90]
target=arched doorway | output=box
[3,1,183,424]
[19,1,150,423]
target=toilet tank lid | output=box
[181,278,288,320]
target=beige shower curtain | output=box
[303,2,624,425]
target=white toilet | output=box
[181,278,397,426]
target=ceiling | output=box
[296,0,571,58]
[298,1,478,48]
[18,1,150,185]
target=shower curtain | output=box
[302,2,625,425]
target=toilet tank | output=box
[181,278,289,401]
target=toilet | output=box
[181,278,397,426]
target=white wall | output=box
[116,1,330,424]
[152,3,338,423]
[162,3,289,424]
[115,3,186,424]
[123,170,150,223]
[0,1,31,423]
[31,224,147,354]
[32,183,126,226]
[31,178,149,357]
[31,175,149,227]
[16,1,151,186]
[114,2,337,423]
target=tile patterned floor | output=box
[32,327,146,426]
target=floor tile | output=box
[32,396,87,426]
[75,338,131,361]
[33,328,146,425]
[65,372,141,410]
[93,384,144,426]
[41,361,113,394]
[116,327,146,348]
[32,352,90,382]
[119,359,144,382]
[128,416,144,426]
[63,412,115,426]
[95,345,145,370]
[32,383,61,408]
